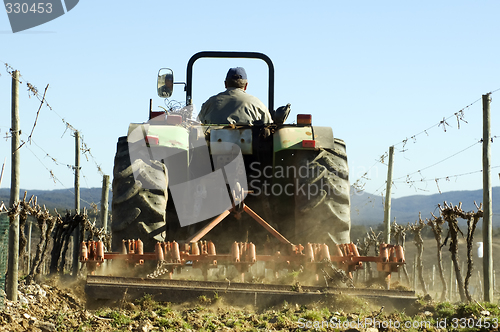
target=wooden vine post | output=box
[482,93,493,302]
[72,131,81,277]
[7,70,20,301]
[101,174,110,234]
[383,146,394,244]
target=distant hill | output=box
[1,186,498,228]
[351,187,500,227]
[0,188,111,212]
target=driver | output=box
[197,67,272,125]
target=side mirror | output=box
[157,68,174,98]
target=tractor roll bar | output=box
[186,51,275,112]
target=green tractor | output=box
[111,51,350,254]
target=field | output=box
[2,196,500,331]
[1,253,500,332]
[0,276,499,332]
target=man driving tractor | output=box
[197,67,273,125]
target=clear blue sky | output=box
[1,1,499,205]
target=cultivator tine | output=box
[305,243,314,262]
[231,242,240,262]
[96,241,104,262]
[395,245,405,263]
[80,242,88,262]
[155,242,164,261]
[191,242,200,255]
[171,241,181,263]
[137,239,144,255]
[319,244,330,262]
[120,240,127,255]
[248,243,256,263]
[334,244,343,257]
[207,241,216,255]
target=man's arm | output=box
[254,97,273,124]
[260,108,273,124]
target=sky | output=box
[1,1,500,208]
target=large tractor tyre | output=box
[111,136,168,252]
[294,139,350,246]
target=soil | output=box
[1,276,500,331]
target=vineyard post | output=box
[75,131,81,213]
[7,70,20,301]
[101,174,110,234]
[72,131,81,277]
[383,146,394,244]
[482,93,493,302]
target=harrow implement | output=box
[81,203,406,290]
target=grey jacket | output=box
[198,88,272,125]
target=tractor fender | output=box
[273,126,335,152]
[127,123,189,151]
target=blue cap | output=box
[226,67,247,80]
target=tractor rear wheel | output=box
[293,139,350,246]
[111,136,168,252]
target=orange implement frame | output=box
[81,204,405,285]
[186,204,290,245]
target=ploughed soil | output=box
[1,276,500,331]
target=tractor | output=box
[83,52,408,304]
[110,51,351,257]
